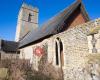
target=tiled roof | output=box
[1,40,19,52]
[19,0,90,48]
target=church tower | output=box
[15,3,38,42]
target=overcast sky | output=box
[0,0,100,41]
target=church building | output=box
[1,0,100,79]
[16,0,89,69]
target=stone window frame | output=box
[55,37,64,67]
[28,13,32,22]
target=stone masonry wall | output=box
[47,18,100,80]
[20,18,100,80]
[19,39,48,71]
[0,51,19,60]
[87,30,100,53]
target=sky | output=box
[0,0,100,41]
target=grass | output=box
[0,68,8,79]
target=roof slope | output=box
[1,40,19,53]
[19,0,90,48]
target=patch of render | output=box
[19,39,48,70]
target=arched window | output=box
[28,13,32,22]
[59,40,64,66]
[55,41,59,65]
[55,37,64,67]
[0,53,1,60]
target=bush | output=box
[0,59,56,80]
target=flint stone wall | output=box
[48,18,100,80]
[20,18,100,80]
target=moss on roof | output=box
[88,26,100,35]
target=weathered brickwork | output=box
[20,18,100,80]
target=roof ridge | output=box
[41,0,80,29]
[19,0,89,48]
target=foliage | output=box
[89,26,100,35]
[0,44,63,80]
[85,54,100,79]
[0,59,31,80]
[0,59,52,80]
[87,54,100,63]
[0,68,8,80]
[38,44,63,80]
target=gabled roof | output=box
[0,40,19,53]
[19,0,90,48]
